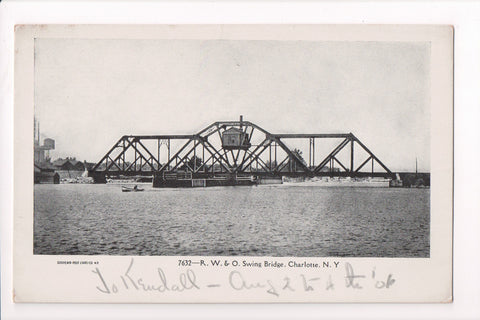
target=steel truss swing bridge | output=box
[89,117,394,186]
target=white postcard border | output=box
[13,24,452,304]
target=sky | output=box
[34,38,430,172]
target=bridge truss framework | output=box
[89,120,394,183]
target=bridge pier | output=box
[88,170,107,184]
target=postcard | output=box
[13,24,453,303]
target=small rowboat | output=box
[122,186,144,192]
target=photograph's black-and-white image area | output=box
[33,38,430,257]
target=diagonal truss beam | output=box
[239,139,272,171]
[272,137,311,173]
[352,135,392,174]
[92,136,125,171]
[136,139,162,169]
[243,149,271,172]
[197,139,233,173]
[332,156,348,172]
[274,156,290,172]
[159,139,195,172]
[107,137,134,171]
[314,138,351,173]
[355,156,373,173]
[127,140,157,171]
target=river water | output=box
[34,184,430,257]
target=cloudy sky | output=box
[34,38,430,171]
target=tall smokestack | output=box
[240,115,243,128]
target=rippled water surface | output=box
[34,184,429,257]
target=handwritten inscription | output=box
[92,258,199,294]
[92,259,395,296]
[229,270,279,296]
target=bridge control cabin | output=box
[222,127,251,150]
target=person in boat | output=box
[133,185,138,191]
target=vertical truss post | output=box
[350,138,354,175]
[167,139,171,166]
[138,142,142,172]
[123,139,126,171]
[274,141,277,169]
[134,141,138,171]
[212,152,215,173]
[312,138,315,167]
[309,138,315,168]
[157,139,160,169]
[308,138,312,168]
[193,139,197,172]
[269,144,272,171]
